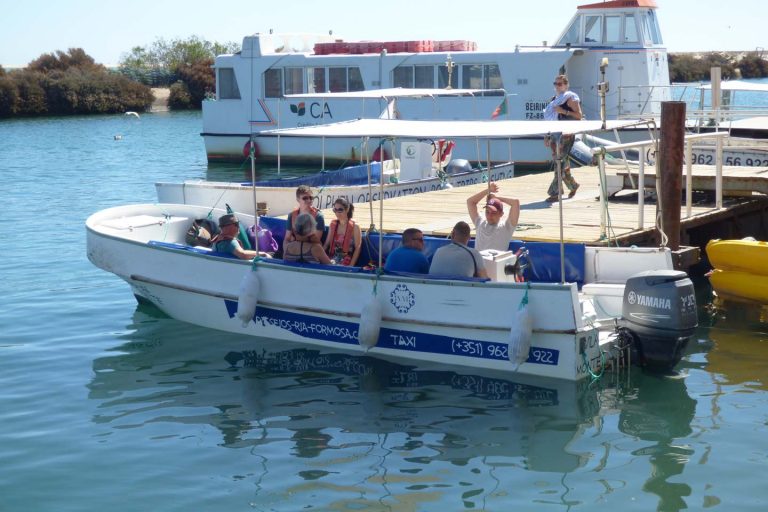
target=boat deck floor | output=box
[310,163,768,246]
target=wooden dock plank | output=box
[313,163,768,246]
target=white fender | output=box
[358,296,383,349]
[236,270,260,327]
[508,293,533,366]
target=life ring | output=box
[243,140,260,158]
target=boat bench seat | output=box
[581,282,625,297]
[148,240,239,259]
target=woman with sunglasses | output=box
[543,74,582,203]
[323,198,362,266]
[285,185,325,244]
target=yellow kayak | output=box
[709,269,768,304]
[706,239,768,276]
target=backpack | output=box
[246,223,279,254]
[185,218,220,247]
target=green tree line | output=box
[669,51,768,82]
[0,36,239,118]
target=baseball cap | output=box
[484,198,504,214]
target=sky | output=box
[1,0,765,68]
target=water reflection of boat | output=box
[89,307,603,474]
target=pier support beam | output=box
[657,102,686,250]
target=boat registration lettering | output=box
[527,347,559,366]
[525,100,548,120]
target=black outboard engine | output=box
[618,270,698,371]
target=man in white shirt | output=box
[466,183,520,252]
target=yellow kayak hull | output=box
[706,239,768,275]
[709,269,768,304]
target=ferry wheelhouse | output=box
[202,0,670,166]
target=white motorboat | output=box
[86,198,698,381]
[202,0,672,166]
[157,118,639,217]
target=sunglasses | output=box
[333,207,346,212]
[412,237,424,242]
[301,195,313,201]
[553,82,565,86]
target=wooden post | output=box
[658,102,686,250]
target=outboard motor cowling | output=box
[445,159,472,175]
[618,270,698,371]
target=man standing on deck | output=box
[466,183,520,252]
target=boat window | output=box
[486,64,502,89]
[348,67,364,91]
[414,65,434,88]
[437,64,459,89]
[585,15,602,43]
[646,10,663,44]
[308,67,326,93]
[393,66,413,88]
[604,15,621,43]
[264,68,282,98]
[624,14,639,43]
[284,67,304,95]
[558,17,581,46]
[329,67,346,92]
[462,64,483,89]
[460,64,503,90]
[218,68,241,99]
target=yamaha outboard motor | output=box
[445,159,472,175]
[618,270,698,371]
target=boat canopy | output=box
[258,118,645,140]
[284,88,507,99]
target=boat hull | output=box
[706,239,768,275]
[709,269,768,304]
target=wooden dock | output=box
[317,163,768,248]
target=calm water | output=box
[2,109,768,512]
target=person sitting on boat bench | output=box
[213,214,271,260]
[283,213,332,265]
[384,228,429,274]
[429,221,488,279]
[466,183,520,251]
[285,185,325,244]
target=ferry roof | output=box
[578,0,657,9]
[285,88,507,99]
[258,118,646,140]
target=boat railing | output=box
[590,131,731,240]
[618,84,768,128]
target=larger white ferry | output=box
[202,0,670,166]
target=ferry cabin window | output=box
[558,17,581,46]
[437,64,459,89]
[645,10,663,44]
[461,64,502,90]
[584,15,602,43]
[393,65,435,88]
[393,66,413,88]
[264,68,282,98]
[284,67,304,95]
[329,67,365,92]
[308,67,326,93]
[624,14,639,43]
[604,15,621,43]
[218,68,241,99]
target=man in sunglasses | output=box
[384,228,429,274]
[285,185,325,244]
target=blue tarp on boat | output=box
[248,162,383,188]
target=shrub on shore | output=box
[669,51,768,82]
[0,49,153,118]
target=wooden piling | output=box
[658,102,686,250]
